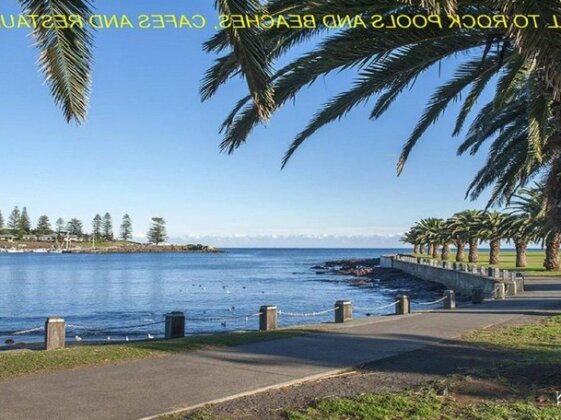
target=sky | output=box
[0,1,497,247]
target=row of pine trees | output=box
[0,207,133,241]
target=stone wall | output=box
[381,254,523,297]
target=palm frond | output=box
[214,0,274,121]
[19,0,94,123]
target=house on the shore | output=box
[64,234,83,242]
[38,234,57,242]
[0,234,14,242]
[22,234,38,242]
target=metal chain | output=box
[5,326,45,336]
[278,308,336,317]
[412,296,447,305]
[188,312,262,322]
[66,320,165,332]
[354,300,399,311]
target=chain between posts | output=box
[412,296,447,305]
[354,300,399,311]
[278,308,336,317]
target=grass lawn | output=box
[0,330,306,382]
[283,316,561,420]
[411,250,561,277]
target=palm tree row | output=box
[402,186,559,270]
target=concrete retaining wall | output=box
[381,254,524,297]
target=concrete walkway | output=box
[1,277,560,420]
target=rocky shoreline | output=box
[312,258,447,301]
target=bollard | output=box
[395,295,410,315]
[443,290,456,309]
[463,264,469,272]
[45,317,65,350]
[480,266,487,276]
[472,287,484,304]
[441,261,447,269]
[506,281,517,296]
[495,283,506,300]
[259,305,278,331]
[503,270,510,281]
[334,300,352,323]
[471,265,478,274]
[492,268,500,279]
[165,311,185,339]
[513,272,525,292]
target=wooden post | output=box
[334,300,352,323]
[443,290,456,309]
[259,305,277,331]
[45,317,65,350]
[472,287,484,304]
[395,295,410,315]
[165,311,185,339]
[495,283,506,300]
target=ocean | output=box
[0,248,437,343]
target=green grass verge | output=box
[284,316,561,420]
[286,389,561,419]
[463,315,561,364]
[0,330,306,382]
[412,250,561,276]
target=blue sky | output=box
[0,0,495,247]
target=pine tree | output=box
[36,215,52,234]
[120,214,132,241]
[102,212,113,241]
[92,214,102,240]
[8,207,21,232]
[18,207,31,234]
[67,218,83,236]
[0,210,4,230]
[55,218,65,233]
[147,217,166,245]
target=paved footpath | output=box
[1,277,561,420]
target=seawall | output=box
[380,254,524,297]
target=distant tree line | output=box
[0,208,168,245]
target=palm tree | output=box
[511,185,560,270]
[443,216,467,263]
[415,218,443,259]
[401,227,421,254]
[478,212,506,265]
[446,210,483,263]
[436,224,453,261]
[500,214,537,268]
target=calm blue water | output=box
[0,248,427,343]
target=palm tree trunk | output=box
[441,244,450,261]
[428,244,434,257]
[455,240,465,262]
[515,241,528,268]
[544,233,561,270]
[419,245,424,255]
[543,103,561,270]
[489,239,500,265]
[468,238,479,263]
[413,244,420,254]
[432,244,439,259]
